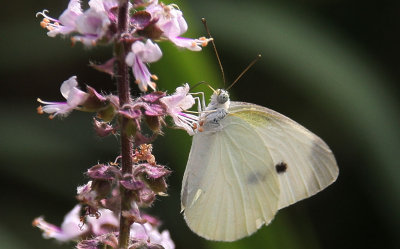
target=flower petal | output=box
[87,209,119,236]
[33,205,87,242]
[60,76,79,99]
[59,0,83,28]
[131,40,162,63]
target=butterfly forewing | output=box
[229,102,339,209]
[182,114,280,241]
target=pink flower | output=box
[36,0,119,46]
[89,0,120,15]
[160,84,198,135]
[34,205,174,249]
[125,40,162,92]
[169,36,212,52]
[146,1,212,51]
[87,208,119,235]
[77,221,174,249]
[130,223,175,249]
[72,0,121,45]
[37,76,88,118]
[33,205,85,242]
[37,76,109,118]
[73,8,111,46]
[33,205,119,242]
[36,0,83,37]
[146,1,188,36]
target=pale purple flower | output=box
[37,0,119,46]
[160,84,198,135]
[37,76,88,118]
[73,8,111,46]
[130,223,175,249]
[77,221,174,249]
[146,1,212,51]
[89,0,118,12]
[34,204,173,248]
[33,205,86,242]
[146,1,188,36]
[70,0,120,45]
[33,205,119,242]
[87,208,119,235]
[169,36,212,52]
[36,0,83,37]
[126,40,162,92]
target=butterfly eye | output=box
[217,91,229,104]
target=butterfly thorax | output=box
[197,89,230,132]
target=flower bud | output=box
[93,118,115,137]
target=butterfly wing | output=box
[181,114,280,241]
[229,101,339,209]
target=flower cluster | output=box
[34,0,208,248]
[37,77,199,136]
[33,205,174,249]
[36,0,115,45]
[76,144,171,211]
[34,144,174,249]
[37,0,212,92]
[37,76,111,119]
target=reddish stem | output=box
[115,1,132,248]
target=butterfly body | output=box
[181,90,339,241]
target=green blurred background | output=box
[1,0,399,248]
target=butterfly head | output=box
[216,89,229,104]
[209,89,230,108]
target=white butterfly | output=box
[181,88,339,241]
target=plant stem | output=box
[116,1,132,248]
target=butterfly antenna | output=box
[191,81,216,93]
[201,18,226,87]
[226,54,262,91]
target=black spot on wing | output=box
[275,162,288,174]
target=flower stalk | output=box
[115,1,133,248]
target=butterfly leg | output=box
[190,92,206,112]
